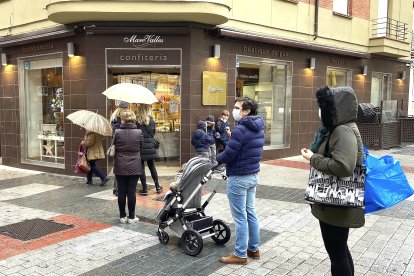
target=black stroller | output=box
[156,157,231,256]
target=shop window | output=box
[108,70,180,162]
[371,72,392,108]
[326,67,352,87]
[236,56,292,148]
[19,55,64,167]
[333,0,350,15]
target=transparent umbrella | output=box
[66,110,112,136]
[102,83,158,104]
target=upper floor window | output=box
[333,0,350,15]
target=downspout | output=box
[314,0,319,40]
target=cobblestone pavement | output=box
[0,144,413,276]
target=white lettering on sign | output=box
[119,53,167,62]
[208,86,223,94]
[124,35,164,48]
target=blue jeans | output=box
[86,160,106,182]
[227,174,260,258]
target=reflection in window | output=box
[236,56,292,148]
[19,56,64,166]
[333,0,349,15]
[326,67,352,87]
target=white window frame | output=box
[333,0,349,15]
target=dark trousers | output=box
[116,175,138,219]
[319,221,354,276]
[139,159,160,190]
[87,160,106,182]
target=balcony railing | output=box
[372,17,408,41]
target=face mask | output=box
[232,108,242,121]
[318,108,321,119]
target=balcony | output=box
[46,0,230,26]
[368,18,410,58]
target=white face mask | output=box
[232,108,242,121]
[318,108,321,119]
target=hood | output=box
[197,120,206,130]
[239,115,265,132]
[206,115,214,122]
[316,86,358,129]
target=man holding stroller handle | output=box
[216,97,265,265]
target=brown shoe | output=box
[247,249,260,260]
[219,254,247,265]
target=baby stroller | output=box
[156,156,231,256]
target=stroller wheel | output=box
[211,219,231,245]
[181,229,203,256]
[157,230,169,245]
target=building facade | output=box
[0,0,412,174]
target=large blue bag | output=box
[363,147,414,214]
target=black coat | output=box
[113,123,144,175]
[136,117,158,161]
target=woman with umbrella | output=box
[135,104,163,195]
[66,110,112,186]
[83,131,111,186]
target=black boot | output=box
[140,182,148,196]
[155,181,163,194]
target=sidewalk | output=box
[0,144,413,275]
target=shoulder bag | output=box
[304,127,366,208]
[107,130,117,157]
[76,143,90,173]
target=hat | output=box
[119,101,129,108]
[197,120,206,129]
[206,115,215,122]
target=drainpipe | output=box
[314,0,319,40]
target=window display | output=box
[109,71,181,160]
[19,55,64,166]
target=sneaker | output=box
[127,217,139,224]
[139,190,148,196]
[156,187,164,194]
[119,217,127,224]
[100,177,111,187]
[86,181,93,185]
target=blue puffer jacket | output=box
[216,116,265,176]
[191,121,214,153]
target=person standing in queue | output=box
[135,104,163,195]
[113,109,143,224]
[217,97,265,265]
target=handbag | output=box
[153,138,160,149]
[76,143,90,173]
[107,130,117,157]
[304,127,366,208]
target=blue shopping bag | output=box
[363,146,414,214]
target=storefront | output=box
[0,25,409,174]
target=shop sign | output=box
[123,35,164,48]
[106,49,181,66]
[22,42,54,53]
[202,71,227,106]
[237,68,259,82]
[243,45,288,58]
[330,57,349,66]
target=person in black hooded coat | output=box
[135,104,163,195]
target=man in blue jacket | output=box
[217,97,265,265]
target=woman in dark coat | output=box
[110,101,129,195]
[135,104,163,195]
[301,86,364,276]
[113,109,144,224]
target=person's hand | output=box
[81,140,85,145]
[301,148,314,161]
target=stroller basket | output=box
[156,156,231,256]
